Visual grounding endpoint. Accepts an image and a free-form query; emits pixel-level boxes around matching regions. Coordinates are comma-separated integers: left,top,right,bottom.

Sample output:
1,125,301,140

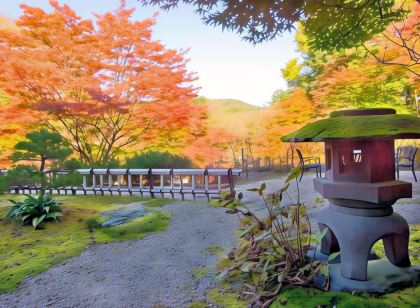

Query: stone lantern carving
282,108,420,288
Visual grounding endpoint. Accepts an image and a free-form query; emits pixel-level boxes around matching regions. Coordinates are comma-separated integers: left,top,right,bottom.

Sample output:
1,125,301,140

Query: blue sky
0,0,298,106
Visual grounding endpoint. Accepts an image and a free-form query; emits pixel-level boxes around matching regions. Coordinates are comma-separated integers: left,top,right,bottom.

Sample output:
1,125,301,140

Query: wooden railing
10,168,242,200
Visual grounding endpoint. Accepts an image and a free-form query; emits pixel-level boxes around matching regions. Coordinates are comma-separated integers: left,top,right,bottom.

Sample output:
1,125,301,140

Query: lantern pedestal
317,201,410,281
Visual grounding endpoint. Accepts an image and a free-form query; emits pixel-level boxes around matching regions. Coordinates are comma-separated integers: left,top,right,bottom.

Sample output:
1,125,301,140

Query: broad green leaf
285,167,302,183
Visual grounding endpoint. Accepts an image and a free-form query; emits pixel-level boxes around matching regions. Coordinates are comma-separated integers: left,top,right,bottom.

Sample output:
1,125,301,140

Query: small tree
12,129,72,173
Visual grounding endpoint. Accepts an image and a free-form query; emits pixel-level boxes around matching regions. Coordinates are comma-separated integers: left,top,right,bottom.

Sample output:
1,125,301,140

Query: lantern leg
339,239,372,281
383,234,411,267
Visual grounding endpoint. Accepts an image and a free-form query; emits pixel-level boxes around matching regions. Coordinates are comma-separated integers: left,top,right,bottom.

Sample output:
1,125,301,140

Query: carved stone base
329,259,420,293
318,202,410,281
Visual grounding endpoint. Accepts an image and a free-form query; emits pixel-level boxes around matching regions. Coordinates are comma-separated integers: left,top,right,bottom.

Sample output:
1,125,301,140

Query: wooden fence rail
10,168,242,201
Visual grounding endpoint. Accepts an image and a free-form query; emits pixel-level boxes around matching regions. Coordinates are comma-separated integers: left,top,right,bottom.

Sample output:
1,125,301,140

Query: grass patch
189,301,208,308
0,194,171,293
95,210,170,243
271,286,420,308
209,287,248,307
144,198,174,207
201,244,224,256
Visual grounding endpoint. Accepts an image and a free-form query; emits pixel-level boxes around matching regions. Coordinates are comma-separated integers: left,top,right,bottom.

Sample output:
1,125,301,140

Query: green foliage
0,195,171,292
0,174,8,194
316,70,411,112
217,168,328,306
125,151,194,169
5,165,45,187
281,58,303,88
50,172,83,188
303,0,408,51
61,158,87,170
12,129,72,172
144,0,406,50
283,22,416,113
93,158,122,169
49,158,85,187
5,191,62,229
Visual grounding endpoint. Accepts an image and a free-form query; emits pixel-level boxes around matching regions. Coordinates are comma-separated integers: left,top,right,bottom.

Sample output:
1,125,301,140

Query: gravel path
0,171,418,308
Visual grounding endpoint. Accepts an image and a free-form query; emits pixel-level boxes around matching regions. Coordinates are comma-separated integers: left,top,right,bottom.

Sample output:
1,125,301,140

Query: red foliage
0,0,203,164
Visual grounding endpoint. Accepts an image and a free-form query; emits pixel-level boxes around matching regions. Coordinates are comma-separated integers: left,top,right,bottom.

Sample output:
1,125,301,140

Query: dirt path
0,172,418,308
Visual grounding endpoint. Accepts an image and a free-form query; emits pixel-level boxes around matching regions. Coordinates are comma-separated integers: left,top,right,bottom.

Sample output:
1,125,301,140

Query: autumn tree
282,20,418,114
0,1,203,165
12,129,72,173
261,89,321,162
310,55,413,113
362,3,419,77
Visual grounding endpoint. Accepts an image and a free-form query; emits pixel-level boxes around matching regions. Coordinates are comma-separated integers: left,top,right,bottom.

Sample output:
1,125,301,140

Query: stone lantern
282,108,420,289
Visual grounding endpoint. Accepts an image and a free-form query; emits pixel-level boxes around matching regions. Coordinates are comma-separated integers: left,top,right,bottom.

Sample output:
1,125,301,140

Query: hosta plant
6,191,63,229
217,167,330,307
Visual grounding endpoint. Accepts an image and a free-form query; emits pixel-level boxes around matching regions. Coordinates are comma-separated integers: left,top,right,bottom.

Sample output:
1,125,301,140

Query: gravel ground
0,171,418,308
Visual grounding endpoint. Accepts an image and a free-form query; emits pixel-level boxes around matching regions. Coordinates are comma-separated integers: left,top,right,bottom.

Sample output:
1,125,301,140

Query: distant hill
200,98,267,139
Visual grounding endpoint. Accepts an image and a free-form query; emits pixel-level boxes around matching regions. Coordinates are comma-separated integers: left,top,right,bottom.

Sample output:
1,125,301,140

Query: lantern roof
281,108,420,142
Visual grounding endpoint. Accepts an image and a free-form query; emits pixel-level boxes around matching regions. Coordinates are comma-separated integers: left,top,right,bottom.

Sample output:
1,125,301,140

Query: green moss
94,210,170,243
0,194,171,293
193,267,210,280
209,287,248,307
272,286,420,308
216,256,235,270
281,114,420,142
189,301,208,308
144,198,174,207
201,244,224,256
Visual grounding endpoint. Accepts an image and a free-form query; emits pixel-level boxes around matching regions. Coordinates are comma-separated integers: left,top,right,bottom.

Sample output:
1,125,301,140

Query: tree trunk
40,157,46,174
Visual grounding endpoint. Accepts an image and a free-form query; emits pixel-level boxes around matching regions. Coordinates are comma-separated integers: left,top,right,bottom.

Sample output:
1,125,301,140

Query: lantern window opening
352,149,362,163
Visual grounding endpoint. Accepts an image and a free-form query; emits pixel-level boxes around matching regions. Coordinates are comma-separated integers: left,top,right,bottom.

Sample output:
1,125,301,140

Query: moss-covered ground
207,225,420,308
0,194,170,293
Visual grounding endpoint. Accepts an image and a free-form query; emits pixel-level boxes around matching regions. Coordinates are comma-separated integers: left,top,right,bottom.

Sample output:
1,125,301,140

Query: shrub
217,167,330,306
61,158,87,170
125,151,193,169
0,174,8,194
6,165,46,187
5,191,63,229
50,172,83,188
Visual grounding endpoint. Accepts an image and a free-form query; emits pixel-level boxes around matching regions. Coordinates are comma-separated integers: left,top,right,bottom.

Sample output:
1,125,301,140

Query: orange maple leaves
0,1,202,164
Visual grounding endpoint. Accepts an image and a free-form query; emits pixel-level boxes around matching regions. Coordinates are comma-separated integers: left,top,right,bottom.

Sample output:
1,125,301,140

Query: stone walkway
0,171,418,308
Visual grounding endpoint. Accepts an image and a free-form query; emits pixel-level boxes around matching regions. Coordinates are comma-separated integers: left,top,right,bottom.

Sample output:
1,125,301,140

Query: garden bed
0,195,170,292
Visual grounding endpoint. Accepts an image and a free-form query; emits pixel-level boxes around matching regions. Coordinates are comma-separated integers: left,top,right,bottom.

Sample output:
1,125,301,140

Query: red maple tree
0,0,203,165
